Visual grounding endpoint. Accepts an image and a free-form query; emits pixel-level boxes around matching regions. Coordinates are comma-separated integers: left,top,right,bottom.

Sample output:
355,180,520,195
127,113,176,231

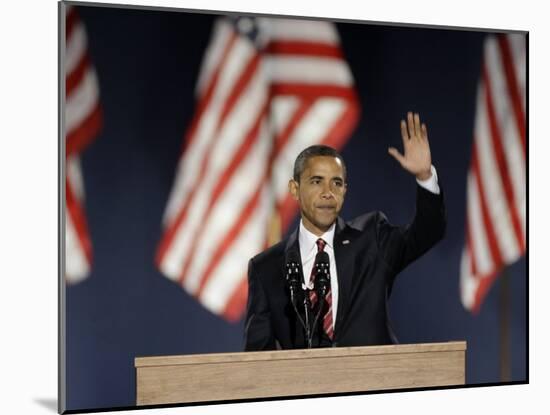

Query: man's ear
288,179,299,201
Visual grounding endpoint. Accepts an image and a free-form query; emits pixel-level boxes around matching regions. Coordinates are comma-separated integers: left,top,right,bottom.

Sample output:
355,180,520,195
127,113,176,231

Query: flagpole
499,267,511,382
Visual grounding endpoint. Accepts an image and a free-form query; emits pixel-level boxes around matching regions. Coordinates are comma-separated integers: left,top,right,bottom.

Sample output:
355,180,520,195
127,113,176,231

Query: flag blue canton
228,16,263,47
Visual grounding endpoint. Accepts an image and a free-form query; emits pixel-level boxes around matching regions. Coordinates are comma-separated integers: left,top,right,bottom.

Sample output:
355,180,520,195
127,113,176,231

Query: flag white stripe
200,185,272,313
161,62,268,279
65,187,90,283
65,68,100,134
260,18,340,44
67,155,85,202
162,38,256,227
270,96,301,137
459,250,477,310
466,171,493,275
66,22,87,75
184,120,272,292
268,56,353,86
474,85,520,263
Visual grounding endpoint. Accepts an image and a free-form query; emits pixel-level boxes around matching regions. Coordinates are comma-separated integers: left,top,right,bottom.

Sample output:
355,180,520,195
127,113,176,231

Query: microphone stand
309,296,325,347
304,294,312,349
307,258,330,348
285,258,310,348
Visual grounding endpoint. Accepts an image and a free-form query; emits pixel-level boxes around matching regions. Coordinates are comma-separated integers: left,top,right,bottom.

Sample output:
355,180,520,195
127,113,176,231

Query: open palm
388,112,432,181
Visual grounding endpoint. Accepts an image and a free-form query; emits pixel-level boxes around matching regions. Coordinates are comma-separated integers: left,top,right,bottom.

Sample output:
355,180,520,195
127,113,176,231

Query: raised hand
388,112,432,181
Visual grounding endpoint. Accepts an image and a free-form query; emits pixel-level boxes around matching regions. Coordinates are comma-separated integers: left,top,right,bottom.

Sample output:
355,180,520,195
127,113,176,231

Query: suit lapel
284,227,299,253
333,217,354,336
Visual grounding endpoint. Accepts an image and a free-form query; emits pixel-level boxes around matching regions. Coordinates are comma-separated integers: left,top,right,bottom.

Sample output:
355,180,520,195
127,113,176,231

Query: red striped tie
309,238,334,340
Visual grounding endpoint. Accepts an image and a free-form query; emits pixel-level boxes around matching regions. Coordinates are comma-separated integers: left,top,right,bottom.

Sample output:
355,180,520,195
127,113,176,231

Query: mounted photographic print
59,0,527,412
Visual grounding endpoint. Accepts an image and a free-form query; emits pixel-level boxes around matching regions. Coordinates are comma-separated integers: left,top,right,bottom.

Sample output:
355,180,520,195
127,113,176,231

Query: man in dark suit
244,112,446,350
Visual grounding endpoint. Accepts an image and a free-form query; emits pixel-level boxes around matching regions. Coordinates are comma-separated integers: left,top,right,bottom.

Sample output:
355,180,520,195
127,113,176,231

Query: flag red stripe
470,269,499,314
66,176,93,265
66,6,78,39
221,277,249,322
271,83,356,99
320,96,360,150
279,194,299,233
66,52,91,96
471,142,503,268
177,100,269,285
497,35,526,158
66,101,102,156
180,32,238,154
483,64,525,253
266,41,344,58
156,182,195,267
465,220,478,277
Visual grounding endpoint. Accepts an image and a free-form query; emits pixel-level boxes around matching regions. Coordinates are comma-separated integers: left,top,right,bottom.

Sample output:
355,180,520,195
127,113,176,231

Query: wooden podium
135,341,466,406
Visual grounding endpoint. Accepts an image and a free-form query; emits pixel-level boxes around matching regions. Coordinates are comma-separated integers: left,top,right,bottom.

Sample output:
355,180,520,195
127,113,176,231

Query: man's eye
333,181,343,187
311,179,320,185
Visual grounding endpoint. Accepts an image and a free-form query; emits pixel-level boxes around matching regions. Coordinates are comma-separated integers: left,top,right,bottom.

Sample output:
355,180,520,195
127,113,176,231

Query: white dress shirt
297,165,440,326
299,221,339,324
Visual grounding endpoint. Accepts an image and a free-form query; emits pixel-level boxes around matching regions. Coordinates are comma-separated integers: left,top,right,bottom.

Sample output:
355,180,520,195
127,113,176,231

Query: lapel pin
342,240,350,245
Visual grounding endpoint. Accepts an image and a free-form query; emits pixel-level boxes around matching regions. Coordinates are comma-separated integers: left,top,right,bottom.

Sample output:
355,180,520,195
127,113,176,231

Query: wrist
416,169,432,181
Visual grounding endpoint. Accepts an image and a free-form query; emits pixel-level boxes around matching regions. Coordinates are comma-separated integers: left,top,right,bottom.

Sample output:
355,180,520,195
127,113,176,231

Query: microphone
285,249,309,347
285,250,302,309
314,251,331,299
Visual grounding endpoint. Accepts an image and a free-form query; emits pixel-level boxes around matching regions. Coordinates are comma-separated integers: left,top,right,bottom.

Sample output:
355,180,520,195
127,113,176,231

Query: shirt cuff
416,165,440,195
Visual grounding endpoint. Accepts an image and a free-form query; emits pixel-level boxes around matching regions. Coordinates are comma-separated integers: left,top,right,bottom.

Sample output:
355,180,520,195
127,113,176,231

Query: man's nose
321,185,334,199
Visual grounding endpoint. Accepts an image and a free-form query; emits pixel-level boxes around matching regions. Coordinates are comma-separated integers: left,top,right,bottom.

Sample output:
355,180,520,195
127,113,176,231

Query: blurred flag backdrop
155,17,359,321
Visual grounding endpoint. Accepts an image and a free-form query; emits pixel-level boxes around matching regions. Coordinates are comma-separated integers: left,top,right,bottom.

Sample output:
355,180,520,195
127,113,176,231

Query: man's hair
293,145,347,182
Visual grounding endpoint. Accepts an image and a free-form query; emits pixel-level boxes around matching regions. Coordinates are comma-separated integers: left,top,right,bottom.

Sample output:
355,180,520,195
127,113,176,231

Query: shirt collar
298,220,335,258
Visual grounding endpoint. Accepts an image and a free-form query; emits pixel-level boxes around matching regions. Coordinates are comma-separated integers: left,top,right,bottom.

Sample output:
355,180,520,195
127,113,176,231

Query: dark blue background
65,5,527,411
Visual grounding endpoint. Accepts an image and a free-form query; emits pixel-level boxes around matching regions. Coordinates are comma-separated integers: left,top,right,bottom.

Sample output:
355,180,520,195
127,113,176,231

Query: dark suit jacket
244,185,446,351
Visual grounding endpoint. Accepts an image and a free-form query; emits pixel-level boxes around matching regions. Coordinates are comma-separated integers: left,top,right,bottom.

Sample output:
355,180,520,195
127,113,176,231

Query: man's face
289,156,347,236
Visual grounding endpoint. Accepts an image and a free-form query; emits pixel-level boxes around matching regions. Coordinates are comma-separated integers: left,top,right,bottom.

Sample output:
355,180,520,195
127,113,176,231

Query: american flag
156,16,359,321
460,33,526,312
65,5,102,283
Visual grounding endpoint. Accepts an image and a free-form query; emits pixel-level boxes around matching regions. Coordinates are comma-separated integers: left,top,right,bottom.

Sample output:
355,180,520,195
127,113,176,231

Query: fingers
414,113,422,139
405,111,427,140
388,147,406,167
421,123,429,141
407,112,415,140
400,119,409,146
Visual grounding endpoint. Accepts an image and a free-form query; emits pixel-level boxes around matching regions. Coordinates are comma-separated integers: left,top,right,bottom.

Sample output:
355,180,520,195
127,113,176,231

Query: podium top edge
135,341,467,368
